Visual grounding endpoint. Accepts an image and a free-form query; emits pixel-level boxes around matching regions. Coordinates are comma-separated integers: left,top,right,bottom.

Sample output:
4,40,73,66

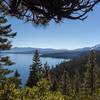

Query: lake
4,54,69,88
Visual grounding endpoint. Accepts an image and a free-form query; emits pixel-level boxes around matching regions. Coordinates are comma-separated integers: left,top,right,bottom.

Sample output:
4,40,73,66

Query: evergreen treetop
43,62,50,80
26,50,42,88
32,50,41,67
60,70,72,96
14,70,20,78
83,50,98,95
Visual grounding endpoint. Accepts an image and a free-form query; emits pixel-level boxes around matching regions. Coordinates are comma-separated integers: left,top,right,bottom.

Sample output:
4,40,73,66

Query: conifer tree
26,50,42,88
51,78,59,92
0,16,16,83
60,71,72,96
0,16,16,64
42,62,52,89
83,50,98,95
43,62,50,81
73,70,82,93
14,69,20,77
6,70,22,89
96,71,100,89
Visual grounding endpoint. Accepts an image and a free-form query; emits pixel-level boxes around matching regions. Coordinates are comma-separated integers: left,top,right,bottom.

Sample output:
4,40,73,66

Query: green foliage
60,71,72,96
0,16,22,99
14,69,20,77
0,17,16,51
83,50,98,95
51,78,59,92
0,16,16,86
0,16,16,65
73,70,82,93
7,76,21,89
0,83,20,100
50,50,100,99
26,50,42,88
43,62,51,81
0,78,65,100
0,78,100,100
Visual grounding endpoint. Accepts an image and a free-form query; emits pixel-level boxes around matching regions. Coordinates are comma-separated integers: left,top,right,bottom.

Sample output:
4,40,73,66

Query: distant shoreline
1,52,69,59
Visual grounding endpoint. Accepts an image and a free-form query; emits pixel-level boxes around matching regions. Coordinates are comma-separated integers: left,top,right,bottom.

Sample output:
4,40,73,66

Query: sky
7,3,100,50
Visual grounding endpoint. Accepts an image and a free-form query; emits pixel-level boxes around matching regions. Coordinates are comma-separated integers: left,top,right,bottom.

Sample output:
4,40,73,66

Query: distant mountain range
41,44,100,59
1,44,100,59
1,47,68,54
73,44,100,51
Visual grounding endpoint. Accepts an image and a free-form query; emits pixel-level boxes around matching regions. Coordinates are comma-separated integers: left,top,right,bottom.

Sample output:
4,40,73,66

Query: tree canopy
1,0,100,25
26,50,42,88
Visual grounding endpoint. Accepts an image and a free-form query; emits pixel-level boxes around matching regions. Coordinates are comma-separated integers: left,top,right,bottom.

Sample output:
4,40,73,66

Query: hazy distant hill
41,44,100,59
2,44,100,59
41,51,90,59
1,47,69,54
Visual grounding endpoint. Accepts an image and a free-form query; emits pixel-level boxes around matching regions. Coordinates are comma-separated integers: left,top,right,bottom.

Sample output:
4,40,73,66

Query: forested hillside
41,50,100,59
1,0,100,99
41,51,89,59
51,50,100,80
1,49,100,100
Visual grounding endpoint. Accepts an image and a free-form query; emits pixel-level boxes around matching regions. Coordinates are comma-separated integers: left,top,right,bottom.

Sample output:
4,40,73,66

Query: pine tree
83,50,98,95
96,71,100,89
26,50,42,88
51,78,59,91
0,16,16,83
6,70,22,89
73,70,82,93
43,62,50,81
9,69,22,88
42,62,52,89
14,69,20,77
60,71,72,96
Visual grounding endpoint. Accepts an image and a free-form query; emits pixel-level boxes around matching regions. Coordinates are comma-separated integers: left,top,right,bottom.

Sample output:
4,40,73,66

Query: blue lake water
4,54,69,87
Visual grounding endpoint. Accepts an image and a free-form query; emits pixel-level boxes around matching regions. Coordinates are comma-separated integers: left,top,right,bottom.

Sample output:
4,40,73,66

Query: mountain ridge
2,44,100,59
